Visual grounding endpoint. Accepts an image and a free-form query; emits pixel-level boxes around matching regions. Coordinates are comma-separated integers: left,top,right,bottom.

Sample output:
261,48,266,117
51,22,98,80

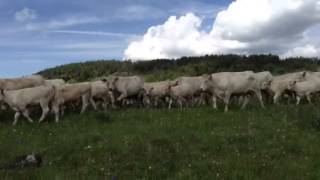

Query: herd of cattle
0,70,319,125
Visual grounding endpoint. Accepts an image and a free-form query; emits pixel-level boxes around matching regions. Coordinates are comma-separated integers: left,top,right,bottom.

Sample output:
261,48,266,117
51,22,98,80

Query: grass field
0,104,320,179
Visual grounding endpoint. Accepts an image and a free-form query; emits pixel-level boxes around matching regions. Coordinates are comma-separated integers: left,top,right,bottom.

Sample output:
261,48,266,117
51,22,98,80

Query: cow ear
208,75,213,80
101,78,107,83
302,71,307,77
114,77,119,82
291,80,297,86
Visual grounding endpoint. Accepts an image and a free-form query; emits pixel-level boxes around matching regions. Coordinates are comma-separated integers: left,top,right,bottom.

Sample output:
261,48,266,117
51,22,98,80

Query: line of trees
38,54,320,82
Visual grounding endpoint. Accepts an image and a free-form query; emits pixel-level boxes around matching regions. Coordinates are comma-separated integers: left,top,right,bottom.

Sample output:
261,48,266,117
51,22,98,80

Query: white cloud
210,0,320,42
15,7,37,22
124,13,245,60
124,0,320,60
282,44,320,57
25,16,100,31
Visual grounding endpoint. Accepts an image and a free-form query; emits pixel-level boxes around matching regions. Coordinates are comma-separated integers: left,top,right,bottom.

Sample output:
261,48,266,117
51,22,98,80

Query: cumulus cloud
124,0,320,60
124,13,245,60
15,7,37,22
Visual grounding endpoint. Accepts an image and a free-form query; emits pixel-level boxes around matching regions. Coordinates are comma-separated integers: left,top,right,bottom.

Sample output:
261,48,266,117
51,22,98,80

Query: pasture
1,104,320,179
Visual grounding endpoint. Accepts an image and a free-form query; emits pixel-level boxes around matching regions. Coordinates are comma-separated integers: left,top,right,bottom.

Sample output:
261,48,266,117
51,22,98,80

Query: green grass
0,105,320,179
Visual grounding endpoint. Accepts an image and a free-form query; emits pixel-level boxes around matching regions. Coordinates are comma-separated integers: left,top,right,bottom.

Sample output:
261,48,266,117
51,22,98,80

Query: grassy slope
0,105,320,179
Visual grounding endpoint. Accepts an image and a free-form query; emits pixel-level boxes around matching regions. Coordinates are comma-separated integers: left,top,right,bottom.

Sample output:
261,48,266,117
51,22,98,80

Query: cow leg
81,95,89,114
273,92,281,104
238,96,244,106
90,98,98,111
52,103,60,123
39,102,50,123
22,109,34,123
117,93,127,101
154,97,159,107
13,111,21,125
177,98,182,109
296,95,301,105
168,98,173,109
241,96,250,109
181,97,187,108
0,103,7,110
223,94,231,112
108,91,116,108
61,105,66,116
102,98,108,111
212,95,217,109
254,90,265,108
306,94,312,104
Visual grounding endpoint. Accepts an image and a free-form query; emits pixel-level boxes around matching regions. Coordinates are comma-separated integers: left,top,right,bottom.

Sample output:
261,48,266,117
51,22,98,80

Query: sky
1,0,320,78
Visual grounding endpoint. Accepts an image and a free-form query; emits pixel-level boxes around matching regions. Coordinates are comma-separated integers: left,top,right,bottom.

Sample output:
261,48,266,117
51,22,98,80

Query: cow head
169,80,179,87
287,80,297,90
200,75,212,92
261,79,273,90
147,87,154,95
296,71,307,82
0,89,5,101
108,77,119,91
101,78,108,83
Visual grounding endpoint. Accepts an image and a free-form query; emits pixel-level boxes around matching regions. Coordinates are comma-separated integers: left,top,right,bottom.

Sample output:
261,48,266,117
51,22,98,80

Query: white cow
108,76,144,102
290,75,320,105
0,85,55,125
268,72,306,104
90,80,114,110
51,82,92,122
175,76,208,106
200,71,264,112
168,83,195,109
239,71,273,108
144,80,178,107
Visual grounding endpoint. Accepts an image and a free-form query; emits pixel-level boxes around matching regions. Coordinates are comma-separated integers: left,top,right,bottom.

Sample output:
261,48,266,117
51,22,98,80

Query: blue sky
0,0,231,77
1,0,320,78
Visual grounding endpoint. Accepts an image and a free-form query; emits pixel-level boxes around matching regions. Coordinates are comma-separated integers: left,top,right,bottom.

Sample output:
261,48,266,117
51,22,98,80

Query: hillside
38,54,320,82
